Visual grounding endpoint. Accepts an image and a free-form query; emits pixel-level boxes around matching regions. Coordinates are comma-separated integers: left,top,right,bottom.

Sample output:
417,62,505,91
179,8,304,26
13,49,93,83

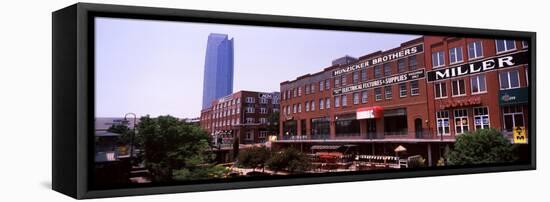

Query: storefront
383,108,408,136
335,114,360,137
311,117,330,139
500,87,528,134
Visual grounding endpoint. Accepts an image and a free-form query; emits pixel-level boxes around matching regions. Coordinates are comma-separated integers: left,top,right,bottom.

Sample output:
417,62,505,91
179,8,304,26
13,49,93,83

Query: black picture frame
52,2,536,199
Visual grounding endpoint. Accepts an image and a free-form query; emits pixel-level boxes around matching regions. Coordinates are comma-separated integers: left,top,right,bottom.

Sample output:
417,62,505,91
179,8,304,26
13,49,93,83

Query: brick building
200,91,280,147
275,36,530,166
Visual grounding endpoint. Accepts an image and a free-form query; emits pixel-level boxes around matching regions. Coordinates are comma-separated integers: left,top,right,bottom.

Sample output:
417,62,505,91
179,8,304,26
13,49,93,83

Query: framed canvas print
52,3,536,199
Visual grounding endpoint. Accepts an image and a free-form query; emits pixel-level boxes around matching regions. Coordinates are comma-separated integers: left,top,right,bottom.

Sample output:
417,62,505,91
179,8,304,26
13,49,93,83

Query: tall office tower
201,33,234,109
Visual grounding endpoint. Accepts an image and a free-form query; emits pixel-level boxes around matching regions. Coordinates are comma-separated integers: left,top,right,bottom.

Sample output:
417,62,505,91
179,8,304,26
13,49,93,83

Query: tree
446,128,518,166
266,147,311,173
135,115,226,182
107,123,134,145
237,146,271,171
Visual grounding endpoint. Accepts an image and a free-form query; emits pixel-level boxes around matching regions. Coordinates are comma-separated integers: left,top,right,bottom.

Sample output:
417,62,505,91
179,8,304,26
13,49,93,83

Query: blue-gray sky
95,17,418,118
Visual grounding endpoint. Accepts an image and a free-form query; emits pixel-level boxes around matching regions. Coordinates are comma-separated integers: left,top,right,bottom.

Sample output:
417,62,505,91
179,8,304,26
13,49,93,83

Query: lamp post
124,113,137,161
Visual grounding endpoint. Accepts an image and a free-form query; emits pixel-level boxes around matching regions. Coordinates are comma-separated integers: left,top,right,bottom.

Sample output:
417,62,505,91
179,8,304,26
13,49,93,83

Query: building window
353,92,360,104
502,105,524,132
293,104,297,114
522,40,528,48
319,80,324,91
361,90,368,103
237,108,240,114
342,95,348,106
305,85,310,94
311,84,315,93
260,118,267,124
449,47,463,64
259,98,268,104
335,96,340,107
260,108,267,114
298,87,302,96
410,81,419,96
298,103,302,113
384,86,392,100
353,71,359,84
246,118,255,124
374,65,382,78
311,100,316,111
245,130,254,140
398,59,407,73
341,75,347,86
259,131,268,139
499,70,520,90
325,79,330,90
409,56,417,70
454,109,469,134
452,79,466,96
496,39,516,53
361,69,367,81
474,107,490,130
286,106,290,115
375,88,382,101
246,107,255,113
319,99,324,110
432,51,445,68
436,111,450,136
305,101,310,112
434,82,447,98
471,74,487,94
335,77,340,88
326,98,330,109
246,97,255,103
399,83,407,97
384,63,392,76
468,41,483,60
293,89,297,97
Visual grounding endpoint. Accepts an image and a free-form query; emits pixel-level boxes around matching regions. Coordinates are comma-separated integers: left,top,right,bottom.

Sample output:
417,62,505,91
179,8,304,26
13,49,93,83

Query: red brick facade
200,91,280,146
275,36,530,165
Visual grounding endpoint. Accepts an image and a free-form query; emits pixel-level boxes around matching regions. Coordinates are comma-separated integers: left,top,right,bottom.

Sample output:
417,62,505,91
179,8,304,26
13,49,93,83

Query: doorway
415,118,423,138
366,119,377,139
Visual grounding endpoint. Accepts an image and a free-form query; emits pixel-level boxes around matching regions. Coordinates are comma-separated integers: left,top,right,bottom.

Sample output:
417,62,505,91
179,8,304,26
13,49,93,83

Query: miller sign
427,51,528,82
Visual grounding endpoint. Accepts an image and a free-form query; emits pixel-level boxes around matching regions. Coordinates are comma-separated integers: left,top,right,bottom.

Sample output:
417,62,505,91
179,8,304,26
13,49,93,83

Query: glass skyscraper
201,33,234,109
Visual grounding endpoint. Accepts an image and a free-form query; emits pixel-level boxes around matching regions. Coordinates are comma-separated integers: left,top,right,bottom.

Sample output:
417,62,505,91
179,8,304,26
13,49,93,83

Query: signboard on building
332,44,424,76
357,106,383,119
513,126,527,144
499,87,528,105
427,51,528,82
333,69,425,96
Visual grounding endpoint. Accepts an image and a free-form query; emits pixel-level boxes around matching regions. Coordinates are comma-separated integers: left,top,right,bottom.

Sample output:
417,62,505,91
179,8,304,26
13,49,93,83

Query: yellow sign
513,126,527,144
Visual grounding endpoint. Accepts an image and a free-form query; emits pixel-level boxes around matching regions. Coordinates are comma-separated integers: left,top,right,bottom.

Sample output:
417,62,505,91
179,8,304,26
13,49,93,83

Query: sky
95,17,419,118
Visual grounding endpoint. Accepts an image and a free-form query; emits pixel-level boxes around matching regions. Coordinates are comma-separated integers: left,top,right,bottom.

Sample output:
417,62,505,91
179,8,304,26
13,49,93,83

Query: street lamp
124,112,137,161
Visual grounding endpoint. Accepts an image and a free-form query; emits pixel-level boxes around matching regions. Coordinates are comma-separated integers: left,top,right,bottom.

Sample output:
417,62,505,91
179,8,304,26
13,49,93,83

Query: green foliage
446,128,518,166
266,147,311,173
173,165,229,181
237,146,271,170
107,124,134,145
135,115,218,182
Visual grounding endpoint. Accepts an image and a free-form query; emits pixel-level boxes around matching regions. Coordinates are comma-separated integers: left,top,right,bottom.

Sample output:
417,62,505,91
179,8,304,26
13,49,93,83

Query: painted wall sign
427,51,528,82
332,44,424,76
333,69,425,96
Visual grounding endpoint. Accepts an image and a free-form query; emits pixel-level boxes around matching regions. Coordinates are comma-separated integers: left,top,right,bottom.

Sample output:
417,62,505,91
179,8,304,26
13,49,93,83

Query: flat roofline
281,36,425,85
